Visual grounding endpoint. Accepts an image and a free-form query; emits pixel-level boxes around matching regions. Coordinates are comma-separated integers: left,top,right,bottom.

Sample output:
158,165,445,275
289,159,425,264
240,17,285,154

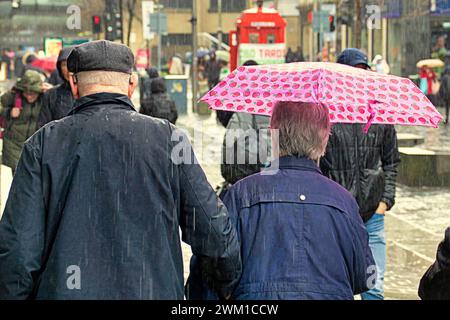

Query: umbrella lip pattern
201,62,443,129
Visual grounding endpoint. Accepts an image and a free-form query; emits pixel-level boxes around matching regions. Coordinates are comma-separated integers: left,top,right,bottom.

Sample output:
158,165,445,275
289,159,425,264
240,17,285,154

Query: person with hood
320,48,400,300
372,54,390,74
204,50,221,90
419,228,450,300
0,40,241,300
188,101,375,300
37,46,75,129
139,78,178,124
438,65,450,124
21,52,47,80
285,47,296,63
0,70,43,175
139,67,159,104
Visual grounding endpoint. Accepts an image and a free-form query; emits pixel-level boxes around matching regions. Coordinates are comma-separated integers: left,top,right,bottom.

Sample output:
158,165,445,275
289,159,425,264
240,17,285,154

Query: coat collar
69,93,136,115
278,156,322,174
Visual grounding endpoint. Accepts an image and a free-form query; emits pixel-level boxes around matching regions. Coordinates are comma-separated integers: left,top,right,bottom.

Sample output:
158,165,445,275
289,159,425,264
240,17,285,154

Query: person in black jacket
140,78,178,124
419,228,450,300
139,67,159,105
37,46,75,128
0,40,241,300
320,48,400,300
438,66,450,125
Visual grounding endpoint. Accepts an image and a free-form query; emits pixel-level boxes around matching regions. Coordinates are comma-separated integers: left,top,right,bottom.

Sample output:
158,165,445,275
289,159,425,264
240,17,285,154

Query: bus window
249,33,259,43
267,34,276,44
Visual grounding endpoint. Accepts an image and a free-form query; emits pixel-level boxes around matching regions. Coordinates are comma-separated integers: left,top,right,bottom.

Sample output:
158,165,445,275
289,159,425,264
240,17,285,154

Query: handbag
432,80,441,95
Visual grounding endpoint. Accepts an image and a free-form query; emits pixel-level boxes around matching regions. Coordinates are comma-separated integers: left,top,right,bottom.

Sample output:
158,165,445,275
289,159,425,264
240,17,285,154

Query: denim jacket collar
278,156,322,175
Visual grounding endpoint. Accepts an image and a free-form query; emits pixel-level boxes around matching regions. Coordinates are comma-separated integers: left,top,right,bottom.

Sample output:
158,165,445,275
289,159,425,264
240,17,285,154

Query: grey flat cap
67,40,135,74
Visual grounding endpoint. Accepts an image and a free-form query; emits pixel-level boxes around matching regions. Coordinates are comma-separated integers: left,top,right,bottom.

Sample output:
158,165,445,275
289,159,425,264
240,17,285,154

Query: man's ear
69,74,79,99
128,73,139,98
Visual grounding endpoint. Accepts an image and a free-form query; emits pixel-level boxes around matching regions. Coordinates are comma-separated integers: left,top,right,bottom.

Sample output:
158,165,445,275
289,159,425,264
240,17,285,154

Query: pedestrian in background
438,65,450,124
139,67,160,104
0,41,241,300
37,46,75,128
285,47,296,63
188,101,375,300
320,48,401,300
204,50,221,90
0,70,43,175
140,78,178,124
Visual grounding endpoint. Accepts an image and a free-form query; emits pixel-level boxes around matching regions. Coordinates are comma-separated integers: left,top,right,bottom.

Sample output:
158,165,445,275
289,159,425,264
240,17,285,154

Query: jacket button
299,194,306,201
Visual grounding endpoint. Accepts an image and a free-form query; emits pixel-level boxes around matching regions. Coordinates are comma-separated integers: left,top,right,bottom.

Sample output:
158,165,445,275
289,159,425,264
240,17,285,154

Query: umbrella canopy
417,59,445,69
31,56,58,73
201,62,443,129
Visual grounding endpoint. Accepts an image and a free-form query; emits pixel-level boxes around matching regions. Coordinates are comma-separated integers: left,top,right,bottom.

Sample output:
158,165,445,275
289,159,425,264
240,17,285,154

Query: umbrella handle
363,101,378,134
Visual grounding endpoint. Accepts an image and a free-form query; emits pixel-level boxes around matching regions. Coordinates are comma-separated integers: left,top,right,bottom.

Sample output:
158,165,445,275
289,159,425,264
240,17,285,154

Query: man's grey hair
270,101,331,160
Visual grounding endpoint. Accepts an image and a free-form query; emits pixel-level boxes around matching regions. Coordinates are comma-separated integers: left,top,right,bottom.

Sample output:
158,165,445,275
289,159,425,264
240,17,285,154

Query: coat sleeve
169,100,178,124
175,128,242,299
419,228,450,300
0,139,46,299
380,125,400,210
186,181,242,300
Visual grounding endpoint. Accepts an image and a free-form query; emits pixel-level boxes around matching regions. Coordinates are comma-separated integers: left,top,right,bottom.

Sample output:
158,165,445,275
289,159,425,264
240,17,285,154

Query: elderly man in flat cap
0,40,241,300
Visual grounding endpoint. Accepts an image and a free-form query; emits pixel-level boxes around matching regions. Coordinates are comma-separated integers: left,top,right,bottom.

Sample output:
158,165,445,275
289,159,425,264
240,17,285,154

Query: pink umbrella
201,62,443,131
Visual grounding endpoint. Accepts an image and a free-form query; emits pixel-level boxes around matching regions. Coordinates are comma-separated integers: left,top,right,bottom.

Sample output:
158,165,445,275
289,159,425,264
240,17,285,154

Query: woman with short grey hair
188,100,375,300
270,101,331,162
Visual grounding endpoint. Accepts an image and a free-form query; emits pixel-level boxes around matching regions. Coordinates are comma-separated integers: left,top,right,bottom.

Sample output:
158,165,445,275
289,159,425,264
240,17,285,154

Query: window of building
249,33,260,43
209,0,247,12
161,33,193,46
267,34,276,44
159,0,192,9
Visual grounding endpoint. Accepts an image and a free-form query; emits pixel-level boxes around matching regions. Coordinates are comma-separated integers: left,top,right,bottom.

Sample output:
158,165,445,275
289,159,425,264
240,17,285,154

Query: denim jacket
188,156,375,300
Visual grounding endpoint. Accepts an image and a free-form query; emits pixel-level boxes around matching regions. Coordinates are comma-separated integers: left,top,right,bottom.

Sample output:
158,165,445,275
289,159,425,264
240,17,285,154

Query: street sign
142,1,154,40
149,13,168,34
238,43,285,66
44,37,63,57
312,11,330,33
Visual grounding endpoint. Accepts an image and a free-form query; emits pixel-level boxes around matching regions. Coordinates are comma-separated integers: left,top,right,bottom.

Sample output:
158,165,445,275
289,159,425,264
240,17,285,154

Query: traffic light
92,15,102,34
104,0,123,42
329,15,336,32
114,11,123,41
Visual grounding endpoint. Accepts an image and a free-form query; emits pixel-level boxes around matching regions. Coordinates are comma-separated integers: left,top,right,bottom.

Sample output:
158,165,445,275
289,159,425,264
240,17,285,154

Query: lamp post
191,0,198,112
218,0,223,50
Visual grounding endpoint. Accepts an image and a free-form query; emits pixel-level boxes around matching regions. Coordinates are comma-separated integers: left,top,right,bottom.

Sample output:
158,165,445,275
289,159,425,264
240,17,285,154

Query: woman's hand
376,202,388,215
10,107,21,118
